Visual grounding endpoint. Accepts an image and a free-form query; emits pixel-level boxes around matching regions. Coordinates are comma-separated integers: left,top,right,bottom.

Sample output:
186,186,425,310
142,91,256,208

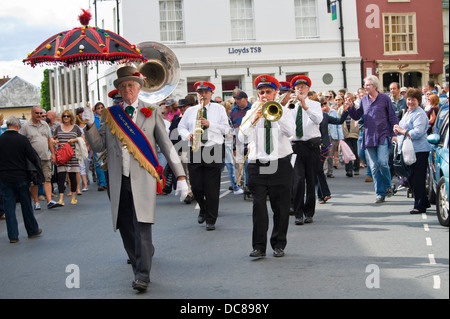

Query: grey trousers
117,175,153,283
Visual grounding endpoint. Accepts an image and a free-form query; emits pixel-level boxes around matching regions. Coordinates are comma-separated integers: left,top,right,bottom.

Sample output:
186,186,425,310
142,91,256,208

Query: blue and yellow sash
103,104,165,193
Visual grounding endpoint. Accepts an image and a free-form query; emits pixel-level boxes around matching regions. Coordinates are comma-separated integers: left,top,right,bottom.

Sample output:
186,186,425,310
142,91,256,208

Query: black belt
251,155,291,167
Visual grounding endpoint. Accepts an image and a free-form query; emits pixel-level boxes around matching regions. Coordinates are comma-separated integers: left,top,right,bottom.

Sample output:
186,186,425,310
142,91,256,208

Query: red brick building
356,0,444,91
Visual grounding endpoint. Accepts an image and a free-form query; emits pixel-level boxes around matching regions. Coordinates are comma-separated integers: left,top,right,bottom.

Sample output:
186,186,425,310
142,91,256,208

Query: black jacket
0,130,41,183
319,111,348,147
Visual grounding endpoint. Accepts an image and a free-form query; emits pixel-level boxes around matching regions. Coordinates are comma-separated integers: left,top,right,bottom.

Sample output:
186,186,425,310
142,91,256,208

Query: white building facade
89,0,362,105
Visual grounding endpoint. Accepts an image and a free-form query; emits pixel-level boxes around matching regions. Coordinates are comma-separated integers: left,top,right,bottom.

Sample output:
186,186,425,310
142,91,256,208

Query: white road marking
433,276,441,289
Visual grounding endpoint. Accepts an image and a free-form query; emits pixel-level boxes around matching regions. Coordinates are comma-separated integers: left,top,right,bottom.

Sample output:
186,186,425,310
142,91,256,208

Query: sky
0,0,92,87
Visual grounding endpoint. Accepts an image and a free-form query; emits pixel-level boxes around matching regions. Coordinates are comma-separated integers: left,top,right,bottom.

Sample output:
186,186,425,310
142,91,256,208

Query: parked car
427,112,449,227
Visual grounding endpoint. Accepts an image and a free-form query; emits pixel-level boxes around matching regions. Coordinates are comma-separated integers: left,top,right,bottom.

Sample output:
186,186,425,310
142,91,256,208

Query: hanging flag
331,3,337,21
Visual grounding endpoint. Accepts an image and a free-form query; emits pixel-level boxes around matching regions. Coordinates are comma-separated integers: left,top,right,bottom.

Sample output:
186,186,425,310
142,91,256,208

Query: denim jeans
0,180,39,240
93,152,107,187
365,138,392,197
358,135,372,177
222,144,240,191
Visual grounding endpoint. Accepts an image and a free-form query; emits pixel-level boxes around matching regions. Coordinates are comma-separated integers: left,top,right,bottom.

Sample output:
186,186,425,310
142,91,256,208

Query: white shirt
178,102,229,147
238,102,295,162
287,98,323,142
121,100,139,177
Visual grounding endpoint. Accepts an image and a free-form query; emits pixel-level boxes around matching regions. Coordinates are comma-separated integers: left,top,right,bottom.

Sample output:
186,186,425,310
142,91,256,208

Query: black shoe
304,217,313,224
198,215,206,224
410,209,424,215
273,248,285,258
295,217,304,225
249,249,266,258
346,171,353,177
184,195,193,204
132,280,148,292
206,224,215,231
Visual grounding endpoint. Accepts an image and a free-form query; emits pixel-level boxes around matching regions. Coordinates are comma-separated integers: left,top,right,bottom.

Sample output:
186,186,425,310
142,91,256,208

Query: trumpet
239,92,288,136
191,97,206,152
288,98,298,109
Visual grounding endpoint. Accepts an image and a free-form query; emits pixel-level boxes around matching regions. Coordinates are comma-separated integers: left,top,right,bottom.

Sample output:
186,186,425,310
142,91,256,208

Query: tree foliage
40,69,50,111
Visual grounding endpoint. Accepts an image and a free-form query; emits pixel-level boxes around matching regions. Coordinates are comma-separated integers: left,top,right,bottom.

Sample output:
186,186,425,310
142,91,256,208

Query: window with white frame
159,0,184,43
383,13,417,54
294,0,318,39
230,0,255,41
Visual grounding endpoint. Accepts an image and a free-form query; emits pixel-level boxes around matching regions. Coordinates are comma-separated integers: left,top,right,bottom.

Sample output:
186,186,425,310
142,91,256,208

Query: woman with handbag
393,88,432,214
53,110,83,206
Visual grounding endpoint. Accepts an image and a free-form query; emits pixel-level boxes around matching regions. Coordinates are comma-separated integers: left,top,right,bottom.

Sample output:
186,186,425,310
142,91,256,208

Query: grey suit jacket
85,100,185,230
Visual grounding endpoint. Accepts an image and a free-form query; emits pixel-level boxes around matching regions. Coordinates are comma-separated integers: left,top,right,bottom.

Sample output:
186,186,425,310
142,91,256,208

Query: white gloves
83,106,95,126
175,179,189,202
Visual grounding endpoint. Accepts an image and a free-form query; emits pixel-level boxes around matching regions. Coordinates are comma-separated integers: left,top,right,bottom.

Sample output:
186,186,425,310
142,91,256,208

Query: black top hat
177,99,190,107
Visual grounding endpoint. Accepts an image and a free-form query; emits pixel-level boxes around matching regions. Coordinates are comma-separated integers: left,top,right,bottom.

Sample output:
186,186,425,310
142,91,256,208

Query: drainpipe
338,0,348,89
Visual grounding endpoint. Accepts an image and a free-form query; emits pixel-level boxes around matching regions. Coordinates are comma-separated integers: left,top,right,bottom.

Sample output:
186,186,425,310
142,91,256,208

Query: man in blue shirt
348,75,398,203
230,91,252,187
92,102,108,192
389,82,407,119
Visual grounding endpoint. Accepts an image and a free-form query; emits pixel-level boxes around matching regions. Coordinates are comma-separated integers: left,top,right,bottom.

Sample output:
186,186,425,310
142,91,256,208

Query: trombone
239,92,288,136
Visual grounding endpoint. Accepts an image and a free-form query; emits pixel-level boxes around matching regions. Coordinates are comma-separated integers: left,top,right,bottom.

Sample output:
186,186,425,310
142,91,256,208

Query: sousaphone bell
135,41,180,104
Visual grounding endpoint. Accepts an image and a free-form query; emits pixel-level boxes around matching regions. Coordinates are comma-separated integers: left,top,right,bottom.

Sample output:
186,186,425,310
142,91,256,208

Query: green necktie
296,106,303,139
265,119,273,155
125,105,135,118
201,107,208,144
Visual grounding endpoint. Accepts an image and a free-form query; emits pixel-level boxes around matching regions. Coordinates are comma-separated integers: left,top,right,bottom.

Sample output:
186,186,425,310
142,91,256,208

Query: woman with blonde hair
53,110,83,205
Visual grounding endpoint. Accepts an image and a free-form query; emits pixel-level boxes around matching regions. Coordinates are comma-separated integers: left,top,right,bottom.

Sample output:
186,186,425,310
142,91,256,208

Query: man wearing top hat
83,65,188,292
238,75,295,258
288,75,323,225
178,81,229,231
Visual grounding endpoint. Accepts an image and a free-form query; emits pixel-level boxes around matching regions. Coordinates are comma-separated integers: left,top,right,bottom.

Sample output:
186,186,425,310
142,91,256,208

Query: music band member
83,66,188,293
288,75,323,225
238,75,295,258
278,81,294,107
178,81,229,231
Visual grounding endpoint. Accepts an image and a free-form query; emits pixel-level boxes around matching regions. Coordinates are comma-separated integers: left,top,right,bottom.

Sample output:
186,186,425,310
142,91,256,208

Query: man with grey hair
347,75,399,204
0,116,43,243
20,106,60,210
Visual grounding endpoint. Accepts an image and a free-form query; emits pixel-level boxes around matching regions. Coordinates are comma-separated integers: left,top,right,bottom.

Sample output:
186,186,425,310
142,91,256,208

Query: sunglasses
62,115,71,118
35,112,43,115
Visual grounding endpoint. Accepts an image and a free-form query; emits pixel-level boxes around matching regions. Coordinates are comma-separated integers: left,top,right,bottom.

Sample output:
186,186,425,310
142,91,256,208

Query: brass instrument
239,92,288,136
288,96,298,109
135,41,180,104
191,97,206,152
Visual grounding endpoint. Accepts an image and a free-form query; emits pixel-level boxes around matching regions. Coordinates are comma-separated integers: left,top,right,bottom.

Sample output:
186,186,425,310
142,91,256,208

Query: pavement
0,165,448,300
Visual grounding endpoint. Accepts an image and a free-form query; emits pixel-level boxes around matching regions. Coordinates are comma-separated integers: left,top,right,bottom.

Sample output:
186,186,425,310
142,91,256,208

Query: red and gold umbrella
23,9,146,67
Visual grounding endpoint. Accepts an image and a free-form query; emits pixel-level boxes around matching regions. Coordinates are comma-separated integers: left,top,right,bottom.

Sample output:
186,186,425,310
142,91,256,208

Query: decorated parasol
23,9,147,67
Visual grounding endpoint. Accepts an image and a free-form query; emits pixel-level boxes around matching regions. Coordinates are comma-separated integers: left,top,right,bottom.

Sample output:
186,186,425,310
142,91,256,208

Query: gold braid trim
103,109,163,189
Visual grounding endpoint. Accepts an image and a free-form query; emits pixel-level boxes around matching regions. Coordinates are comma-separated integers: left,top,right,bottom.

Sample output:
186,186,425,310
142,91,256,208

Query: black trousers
248,156,293,252
117,175,153,283
57,171,77,194
292,141,320,218
344,137,360,173
317,147,331,200
407,152,431,211
188,145,223,225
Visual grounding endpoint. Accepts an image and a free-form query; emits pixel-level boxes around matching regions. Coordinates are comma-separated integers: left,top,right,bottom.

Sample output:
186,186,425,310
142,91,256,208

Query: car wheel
427,166,436,204
436,176,449,227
